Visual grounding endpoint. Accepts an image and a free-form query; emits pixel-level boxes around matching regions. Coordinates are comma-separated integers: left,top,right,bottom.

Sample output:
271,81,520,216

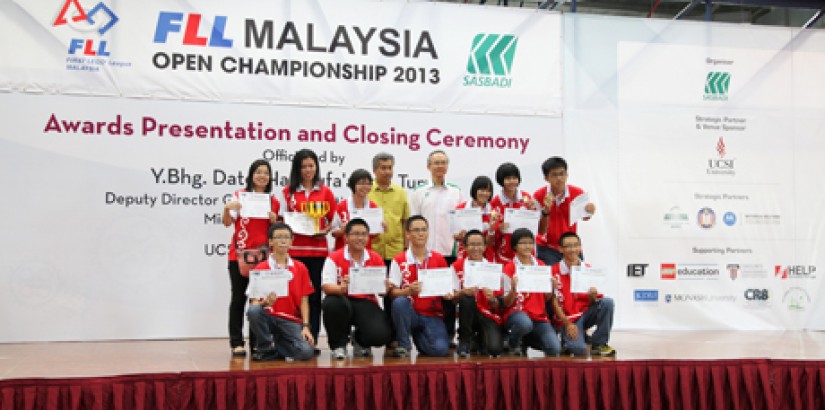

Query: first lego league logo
52,0,132,71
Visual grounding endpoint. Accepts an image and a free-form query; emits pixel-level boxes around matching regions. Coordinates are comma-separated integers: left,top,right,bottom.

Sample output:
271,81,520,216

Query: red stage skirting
2,359,824,410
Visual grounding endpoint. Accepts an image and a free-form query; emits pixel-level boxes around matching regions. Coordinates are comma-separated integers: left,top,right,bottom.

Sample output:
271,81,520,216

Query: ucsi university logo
53,0,119,56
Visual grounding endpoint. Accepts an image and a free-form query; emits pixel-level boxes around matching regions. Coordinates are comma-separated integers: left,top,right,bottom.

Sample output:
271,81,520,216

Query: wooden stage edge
1,330,824,381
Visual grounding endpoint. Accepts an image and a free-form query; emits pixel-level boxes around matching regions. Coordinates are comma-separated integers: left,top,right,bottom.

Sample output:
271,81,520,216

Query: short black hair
495,162,521,187
288,149,320,193
268,223,294,239
469,176,494,203
558,231,580,247
347,169,373,192
463,229,486,246
541,157,568,177
510,228,535,251
405,215,428,231
345,218,370,235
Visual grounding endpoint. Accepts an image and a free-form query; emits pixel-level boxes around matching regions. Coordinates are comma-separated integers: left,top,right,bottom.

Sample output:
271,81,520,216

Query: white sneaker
332,347,347,360
352,339,371,357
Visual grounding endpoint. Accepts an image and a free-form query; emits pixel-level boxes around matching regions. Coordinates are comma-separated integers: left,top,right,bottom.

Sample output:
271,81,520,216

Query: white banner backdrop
0,0,561,116
0,92,560,342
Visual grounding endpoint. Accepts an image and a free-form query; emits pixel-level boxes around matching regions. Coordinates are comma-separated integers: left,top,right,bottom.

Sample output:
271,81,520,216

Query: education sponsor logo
723,211,737,226
663,206,689,228
627,264,648,278
633,289,659,302
661,263,721,280
463,34,518,88
664,293,736,303
731,264,770,279
697,207,716,229
660,263,676,280
704,71,730,101
707,137,735,176
774,265,816,280
783,287,810,311
52,0,131,71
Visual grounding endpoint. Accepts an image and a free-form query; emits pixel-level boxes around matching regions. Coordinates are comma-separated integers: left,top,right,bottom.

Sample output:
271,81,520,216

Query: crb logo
627,264,648,277
744,289,769,301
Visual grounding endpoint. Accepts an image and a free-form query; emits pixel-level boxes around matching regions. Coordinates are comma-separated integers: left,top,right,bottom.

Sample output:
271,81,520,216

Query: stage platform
1,331,824,409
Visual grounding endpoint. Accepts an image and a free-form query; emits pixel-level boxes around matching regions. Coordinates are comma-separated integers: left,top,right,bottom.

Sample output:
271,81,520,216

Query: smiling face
251,163,271,192
406,219,429,249
464,232,486,261
545,167,568,195
345,223,369,253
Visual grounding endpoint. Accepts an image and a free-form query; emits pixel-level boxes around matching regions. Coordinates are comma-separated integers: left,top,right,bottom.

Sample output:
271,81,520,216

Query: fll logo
704,72,730,101
463,34,518,88
53,0,119,56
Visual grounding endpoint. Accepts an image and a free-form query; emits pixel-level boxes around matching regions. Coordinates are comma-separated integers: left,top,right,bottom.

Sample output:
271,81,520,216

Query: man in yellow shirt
369,152,410,347
369,152,410,267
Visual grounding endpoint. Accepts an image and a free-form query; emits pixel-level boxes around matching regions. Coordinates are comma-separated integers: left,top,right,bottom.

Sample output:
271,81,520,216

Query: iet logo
154,12,233,48
53,0,119,56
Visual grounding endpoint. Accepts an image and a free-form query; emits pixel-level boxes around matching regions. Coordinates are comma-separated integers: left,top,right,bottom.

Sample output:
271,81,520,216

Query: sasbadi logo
663,207,689,228
704,72,730,101
464,34,518,88
783,287,810,311
723,211,737,226
775,265,816,280
697,207,715,229
634,289,659,302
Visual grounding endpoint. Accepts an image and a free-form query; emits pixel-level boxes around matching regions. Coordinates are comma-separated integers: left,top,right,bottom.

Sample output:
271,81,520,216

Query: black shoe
251,349,283,361
457,341,470,358
231,346,247,356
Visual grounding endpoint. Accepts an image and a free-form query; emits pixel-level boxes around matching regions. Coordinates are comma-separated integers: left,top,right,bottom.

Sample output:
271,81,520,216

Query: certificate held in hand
571,265,606,294
347,266,387,296
418,268,456,297
351,208,384,234
283,212,318,235
448,208,483,234
463,261,503,291
502,208,541,234
238,192,271,219
248,269,292,299
515,265,553,293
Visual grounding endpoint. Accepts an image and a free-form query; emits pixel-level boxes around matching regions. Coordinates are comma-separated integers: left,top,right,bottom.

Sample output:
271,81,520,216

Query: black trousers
227,260,255,348
458,294,503,356
383,259,396,346
294,256,325,341
322,295,392,349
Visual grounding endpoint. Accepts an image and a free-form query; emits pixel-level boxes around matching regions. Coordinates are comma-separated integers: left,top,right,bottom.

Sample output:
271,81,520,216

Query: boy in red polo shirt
247,223,315,361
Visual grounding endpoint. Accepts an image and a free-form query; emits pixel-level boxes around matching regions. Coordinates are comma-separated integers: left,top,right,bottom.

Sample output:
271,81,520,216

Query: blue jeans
560,297,615,356
391,297,449,356
505,311,561,356
247,305,314,361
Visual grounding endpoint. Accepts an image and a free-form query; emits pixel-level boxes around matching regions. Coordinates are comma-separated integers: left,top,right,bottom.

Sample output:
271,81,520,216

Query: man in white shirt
408,150,464,344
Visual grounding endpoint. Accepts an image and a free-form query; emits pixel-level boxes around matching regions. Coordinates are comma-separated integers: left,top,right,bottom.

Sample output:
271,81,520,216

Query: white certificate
248,269,291,299
351,207,385,234
418,268,456,298
569,192,592,226
463,261,502,291
448,208,483,234
515,265,553,293
502,208,541,234
283,212,317,235
238,192,271,219
347,266,387,296
571,266,606,294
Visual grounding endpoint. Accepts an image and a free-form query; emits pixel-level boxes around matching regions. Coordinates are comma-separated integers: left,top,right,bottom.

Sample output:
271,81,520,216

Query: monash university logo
463,34,518,88
704,72,730,101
